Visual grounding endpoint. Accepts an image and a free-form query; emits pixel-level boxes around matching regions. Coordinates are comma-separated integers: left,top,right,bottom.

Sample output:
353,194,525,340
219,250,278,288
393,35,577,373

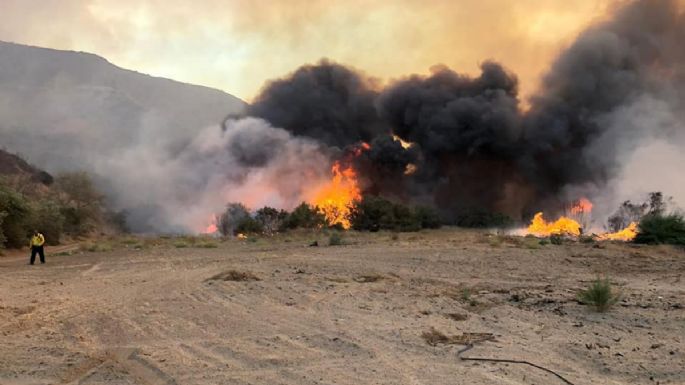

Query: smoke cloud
3,0,684,232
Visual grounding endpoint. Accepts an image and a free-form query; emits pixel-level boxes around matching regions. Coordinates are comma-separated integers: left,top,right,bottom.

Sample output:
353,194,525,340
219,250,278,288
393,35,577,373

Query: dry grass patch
206,270,261,282
421,328,494,346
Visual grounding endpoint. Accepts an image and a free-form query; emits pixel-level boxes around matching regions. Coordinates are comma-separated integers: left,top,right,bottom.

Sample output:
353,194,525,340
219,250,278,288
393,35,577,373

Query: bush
414,206,442,229
634,214,685,245
0,181,31,248
350,196,439,232
235,216,264,235
453,209,513,228
578,278,620,312
54,172,104,235
550,234,564,245
217,203,250,236
281,202,326,230
329,232,343,246
255,207,288,234
30,200,64,245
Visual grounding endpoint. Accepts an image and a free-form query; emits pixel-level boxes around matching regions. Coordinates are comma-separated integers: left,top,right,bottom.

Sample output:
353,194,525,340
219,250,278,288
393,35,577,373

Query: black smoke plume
246,0,685,224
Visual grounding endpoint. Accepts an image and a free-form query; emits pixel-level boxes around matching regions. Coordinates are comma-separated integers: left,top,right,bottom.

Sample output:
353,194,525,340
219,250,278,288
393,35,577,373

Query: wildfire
600,222,638,241
203,216,218,234
392,134,413,149
310,161,362,229
527,212,582,237
570,198,593,215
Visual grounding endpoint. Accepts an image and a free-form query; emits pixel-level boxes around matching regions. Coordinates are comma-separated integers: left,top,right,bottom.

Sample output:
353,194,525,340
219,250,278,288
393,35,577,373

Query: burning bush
634,214,685,246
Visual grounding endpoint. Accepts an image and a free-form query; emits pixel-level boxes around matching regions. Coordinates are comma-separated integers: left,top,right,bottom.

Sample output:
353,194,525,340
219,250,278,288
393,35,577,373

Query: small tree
255,207,288,235
217,203,250,236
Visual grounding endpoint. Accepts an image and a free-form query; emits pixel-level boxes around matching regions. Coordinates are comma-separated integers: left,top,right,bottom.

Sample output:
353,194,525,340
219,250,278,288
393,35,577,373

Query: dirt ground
1,229,683,385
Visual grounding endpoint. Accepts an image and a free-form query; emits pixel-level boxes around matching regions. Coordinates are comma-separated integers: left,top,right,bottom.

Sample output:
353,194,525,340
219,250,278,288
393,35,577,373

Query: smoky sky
246,0,685,222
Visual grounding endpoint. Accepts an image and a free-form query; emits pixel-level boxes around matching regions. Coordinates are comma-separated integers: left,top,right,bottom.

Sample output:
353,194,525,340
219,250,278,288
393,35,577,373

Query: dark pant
30,246,45,264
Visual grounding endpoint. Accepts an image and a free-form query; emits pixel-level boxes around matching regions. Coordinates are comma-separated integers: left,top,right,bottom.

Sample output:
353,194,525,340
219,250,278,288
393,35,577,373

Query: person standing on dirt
29,230,46,265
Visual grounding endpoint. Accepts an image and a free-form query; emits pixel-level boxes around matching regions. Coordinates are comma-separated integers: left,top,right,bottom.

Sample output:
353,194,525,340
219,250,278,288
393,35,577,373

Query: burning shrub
217,203,250,236
281,202,326,230
633,214,685,246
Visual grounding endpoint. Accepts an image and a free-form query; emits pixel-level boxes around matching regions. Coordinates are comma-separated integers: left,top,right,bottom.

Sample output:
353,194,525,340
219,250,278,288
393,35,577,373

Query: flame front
600,222,638,241
310,161,362,229
527,212,582,237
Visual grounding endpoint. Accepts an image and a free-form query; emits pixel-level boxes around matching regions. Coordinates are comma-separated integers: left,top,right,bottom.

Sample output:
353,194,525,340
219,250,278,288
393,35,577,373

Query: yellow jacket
30,233,45,247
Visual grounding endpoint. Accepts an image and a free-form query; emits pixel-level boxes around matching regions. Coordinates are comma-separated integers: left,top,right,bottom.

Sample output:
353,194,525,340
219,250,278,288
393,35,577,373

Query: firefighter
29,230,46,265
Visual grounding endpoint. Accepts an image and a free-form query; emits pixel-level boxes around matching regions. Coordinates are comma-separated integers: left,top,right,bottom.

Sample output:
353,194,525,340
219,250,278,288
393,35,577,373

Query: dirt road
1,230,683,384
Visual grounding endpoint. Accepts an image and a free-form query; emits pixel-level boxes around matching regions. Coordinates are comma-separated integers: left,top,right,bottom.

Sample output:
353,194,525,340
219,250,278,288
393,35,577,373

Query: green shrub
579,235,595,244
453,209,513,228
578,278,620,312
550,235,564,245
30,200,64,245
174,241,189,248
0,181,31,248
350,196,438,232
329,232,343,246
414,206,442,229
54,172,104,235
235,216,264,235
634,214,685,245
281,202,326,230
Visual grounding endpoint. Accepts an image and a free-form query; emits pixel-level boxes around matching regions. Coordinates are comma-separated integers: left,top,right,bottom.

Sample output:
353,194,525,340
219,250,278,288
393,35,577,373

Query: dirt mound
205,270,261,282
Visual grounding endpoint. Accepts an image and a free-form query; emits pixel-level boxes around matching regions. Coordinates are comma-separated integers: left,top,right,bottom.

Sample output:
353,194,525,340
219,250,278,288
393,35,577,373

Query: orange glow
570,198,593,215
309,161,362,229
600,222,638,241
203,216,218,234
527,212,582,237
392,134,413,149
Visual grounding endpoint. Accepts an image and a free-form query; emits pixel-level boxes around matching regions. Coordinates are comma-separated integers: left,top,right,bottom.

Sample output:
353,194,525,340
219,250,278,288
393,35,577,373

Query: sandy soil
0,229,683,385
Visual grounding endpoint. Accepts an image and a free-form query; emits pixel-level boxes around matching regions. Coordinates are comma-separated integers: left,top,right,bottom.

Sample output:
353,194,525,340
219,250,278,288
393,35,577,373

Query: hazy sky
0,0,625,102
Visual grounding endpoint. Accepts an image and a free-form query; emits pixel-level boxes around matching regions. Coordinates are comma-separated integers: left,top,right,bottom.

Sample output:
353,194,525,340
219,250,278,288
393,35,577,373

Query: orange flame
570,198,593,215
310,161,362,229
600,222,638,241
203,215,218,234
527,212,582,237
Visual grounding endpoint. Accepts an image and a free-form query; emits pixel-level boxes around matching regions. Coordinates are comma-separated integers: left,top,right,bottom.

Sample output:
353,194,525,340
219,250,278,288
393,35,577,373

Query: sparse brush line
456,344,576,385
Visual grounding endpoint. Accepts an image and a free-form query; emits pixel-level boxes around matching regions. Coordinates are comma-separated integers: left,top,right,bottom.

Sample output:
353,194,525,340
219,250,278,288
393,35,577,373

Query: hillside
0,41,246,172
0,148,52,185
